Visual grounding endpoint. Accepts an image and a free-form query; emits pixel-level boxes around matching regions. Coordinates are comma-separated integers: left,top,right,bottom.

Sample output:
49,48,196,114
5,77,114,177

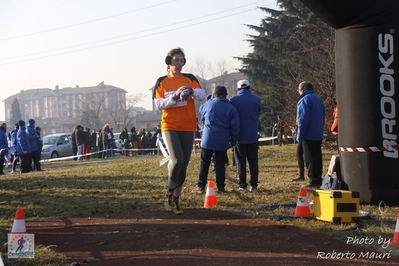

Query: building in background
2,72,247,136
3,82,127,135
207,72,248,97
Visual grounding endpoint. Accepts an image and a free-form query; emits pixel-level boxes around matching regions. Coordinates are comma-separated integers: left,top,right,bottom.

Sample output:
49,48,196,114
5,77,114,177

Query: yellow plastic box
313,190,360,223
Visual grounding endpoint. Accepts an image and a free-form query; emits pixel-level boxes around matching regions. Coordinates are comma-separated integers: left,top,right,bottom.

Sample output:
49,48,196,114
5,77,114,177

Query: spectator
71,126,78,160
101,124,113,158
75,125,84,161
109,127,116,158
230,79,261,193
137,128,145,155
330,97,344,185
193,121,202,155
0,123,8,175
26,119,41,171
91,129,98,153
120,128,130,156
331,97,338,137
82,127,91,160
194,86,240,193
152,125,161,150
130,127,138,156
141,131,151,155
35,126,43,170
16,120,31,173
120,127,129,143
97,129,104,159
152,47,206,214
10,123,19,174
291,126,297,144
271,124,278,145
276,116,284,146
296,81,325,187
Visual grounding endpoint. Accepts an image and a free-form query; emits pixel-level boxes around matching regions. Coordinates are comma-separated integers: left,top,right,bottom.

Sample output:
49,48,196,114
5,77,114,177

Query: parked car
113,133,123,150
113,132,133,149
41,133,73,159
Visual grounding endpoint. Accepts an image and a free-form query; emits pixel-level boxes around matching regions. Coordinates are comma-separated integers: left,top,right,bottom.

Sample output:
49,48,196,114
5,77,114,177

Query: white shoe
10,171,17,174
236,187,246,193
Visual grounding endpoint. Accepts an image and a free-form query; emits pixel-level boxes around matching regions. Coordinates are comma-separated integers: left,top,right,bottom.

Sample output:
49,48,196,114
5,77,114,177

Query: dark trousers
302,139,323,184
98,143,103,158
197,148,227,189
20,153,31,173
27,152,33,171
72,146,77,160
296,141,305,177
32,150,41,170
0,155,5,174
211,150,229,167
234,142,259,188
277,131,283,146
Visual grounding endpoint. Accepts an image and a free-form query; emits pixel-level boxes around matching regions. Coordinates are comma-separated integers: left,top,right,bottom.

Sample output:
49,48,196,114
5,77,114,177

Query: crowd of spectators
70,124,163,160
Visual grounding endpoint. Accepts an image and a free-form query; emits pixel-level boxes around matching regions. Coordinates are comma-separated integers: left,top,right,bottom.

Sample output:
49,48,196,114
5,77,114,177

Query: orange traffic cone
11,208,26,234
294,187,312,218
390,212,399,246
204,181,217,208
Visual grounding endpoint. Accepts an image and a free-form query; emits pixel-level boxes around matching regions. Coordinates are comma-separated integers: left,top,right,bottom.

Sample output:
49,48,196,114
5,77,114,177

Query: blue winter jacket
0,127,8,156
26,125,39,152
10,128,18,146
296,89,325,142
10,128,18,155
199,97,240,150
230,89,261,144
17,126,31,155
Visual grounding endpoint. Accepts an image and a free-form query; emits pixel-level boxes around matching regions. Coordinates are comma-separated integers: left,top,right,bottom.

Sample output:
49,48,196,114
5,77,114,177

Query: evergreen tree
237,0,336,136
10,98,22,126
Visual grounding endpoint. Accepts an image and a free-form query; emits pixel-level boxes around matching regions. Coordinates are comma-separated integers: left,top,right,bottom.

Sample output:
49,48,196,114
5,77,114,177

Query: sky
0,0,280,121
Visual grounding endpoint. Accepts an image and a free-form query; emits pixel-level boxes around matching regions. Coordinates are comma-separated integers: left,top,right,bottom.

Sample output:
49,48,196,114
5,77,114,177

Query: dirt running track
26,209,399,266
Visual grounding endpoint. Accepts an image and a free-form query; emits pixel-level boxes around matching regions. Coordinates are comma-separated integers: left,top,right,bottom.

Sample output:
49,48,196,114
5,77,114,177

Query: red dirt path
26,209,399,266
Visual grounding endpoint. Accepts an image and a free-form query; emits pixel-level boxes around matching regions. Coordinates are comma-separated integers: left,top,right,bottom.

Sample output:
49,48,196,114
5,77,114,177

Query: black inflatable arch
300,0,399,205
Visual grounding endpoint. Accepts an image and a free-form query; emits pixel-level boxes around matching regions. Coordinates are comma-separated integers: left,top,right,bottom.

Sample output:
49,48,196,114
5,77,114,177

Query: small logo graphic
8,234,35,258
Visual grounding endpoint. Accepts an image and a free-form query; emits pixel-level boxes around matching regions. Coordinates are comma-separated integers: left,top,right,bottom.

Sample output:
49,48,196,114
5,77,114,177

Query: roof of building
207,72,247,83
4,82,127,102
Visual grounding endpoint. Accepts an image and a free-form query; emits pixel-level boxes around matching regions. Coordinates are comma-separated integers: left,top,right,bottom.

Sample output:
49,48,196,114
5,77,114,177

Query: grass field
1,143,398,265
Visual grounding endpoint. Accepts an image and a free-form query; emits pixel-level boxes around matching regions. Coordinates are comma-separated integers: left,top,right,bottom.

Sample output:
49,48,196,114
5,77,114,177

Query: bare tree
184,56,214,92
106,93,144,132
78,93,109,131
189,57,213,79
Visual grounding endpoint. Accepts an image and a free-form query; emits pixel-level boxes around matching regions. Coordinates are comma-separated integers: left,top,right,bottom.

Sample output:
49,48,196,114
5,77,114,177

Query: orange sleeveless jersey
153,73,201,132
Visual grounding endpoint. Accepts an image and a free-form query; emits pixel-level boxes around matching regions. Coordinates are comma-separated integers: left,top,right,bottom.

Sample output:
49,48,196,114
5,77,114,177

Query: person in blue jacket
0,122,9,175
9,123,19,174
296,81,325,187
16,120,31,173
26,118,42,171
194,86,240,193
230,79,261,193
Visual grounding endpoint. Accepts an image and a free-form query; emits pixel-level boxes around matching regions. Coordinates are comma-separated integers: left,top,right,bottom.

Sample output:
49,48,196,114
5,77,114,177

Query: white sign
8,234,35,259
